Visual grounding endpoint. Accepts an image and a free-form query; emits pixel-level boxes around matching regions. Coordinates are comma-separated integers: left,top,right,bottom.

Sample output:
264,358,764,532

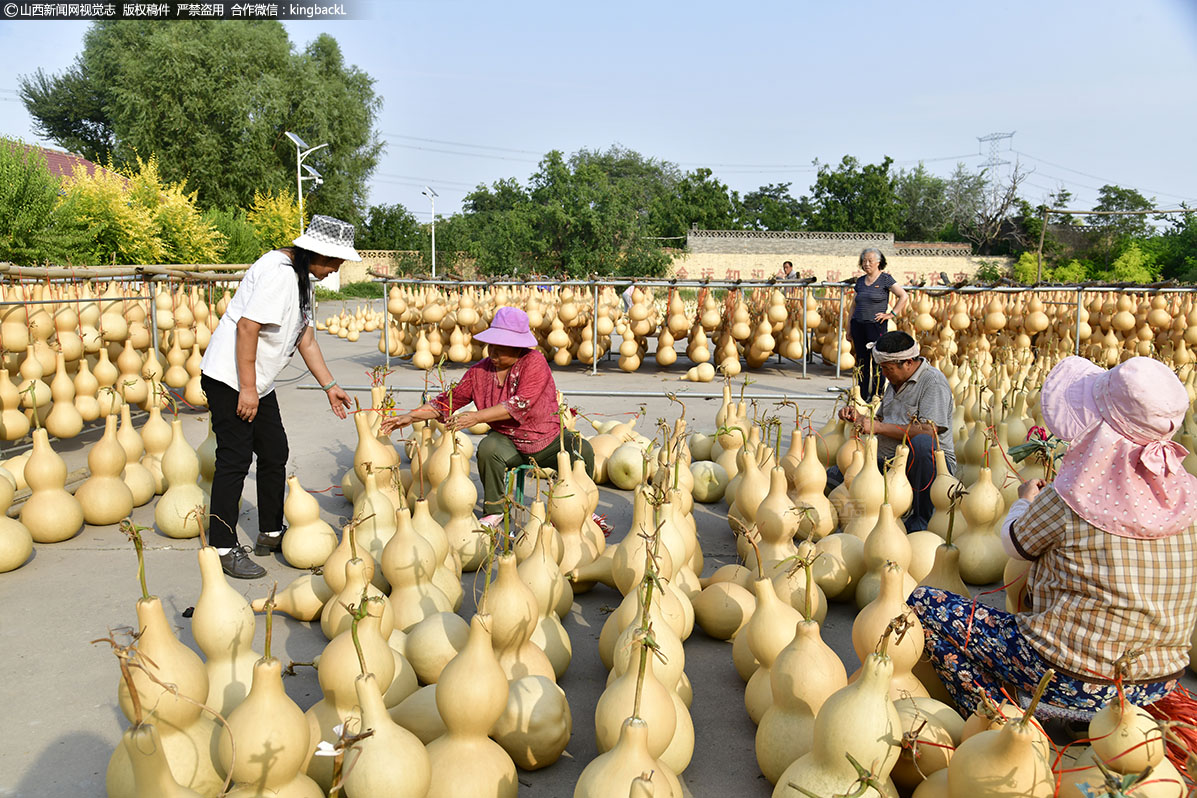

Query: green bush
1100,242,1159,283
1049,259,1090,284
204,207,262,264
0,138,83,266
974,259,1007,282
1012,252,1039,284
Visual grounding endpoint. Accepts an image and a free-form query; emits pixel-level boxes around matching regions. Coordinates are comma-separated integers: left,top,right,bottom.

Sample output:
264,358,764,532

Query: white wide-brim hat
292,214,362,262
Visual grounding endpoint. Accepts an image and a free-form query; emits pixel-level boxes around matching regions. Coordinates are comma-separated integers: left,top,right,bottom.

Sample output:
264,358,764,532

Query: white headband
868,342,921,364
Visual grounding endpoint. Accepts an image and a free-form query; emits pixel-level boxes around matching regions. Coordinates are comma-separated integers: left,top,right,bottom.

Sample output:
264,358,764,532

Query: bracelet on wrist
320,379,338,391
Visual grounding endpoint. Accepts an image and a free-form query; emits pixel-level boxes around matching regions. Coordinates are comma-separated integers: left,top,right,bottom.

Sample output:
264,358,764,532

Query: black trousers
849,318,887,401
202,375,289,549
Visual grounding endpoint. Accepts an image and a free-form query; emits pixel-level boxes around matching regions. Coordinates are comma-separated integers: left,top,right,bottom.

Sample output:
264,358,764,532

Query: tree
739,183,807,231
804,156,904,234
957,161,1032,255
20,22,381,218
0,139,86,266
942,163,987,241
1101,242,1159,283
894,164,950,241
1087,185,1155,238
647,167,741,238
358,203,424,250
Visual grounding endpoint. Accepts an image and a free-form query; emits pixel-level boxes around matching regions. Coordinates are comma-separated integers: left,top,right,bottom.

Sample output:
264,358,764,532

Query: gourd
117,404,157,507
692,580,756,640
220,651,318,795
280,475,338,569
19,428,84,543
753,467,800,570
891,696,964,790
321,556,395,640
955,467,1007,584
192,546,260,717
743,578,805,723
305,605,399,792
140,403,172,494
424,614,518,798
75,413,135,525
381,506,452,632
690,460,728,503
350,468,397,567
575,717,683,798
440,449,486,571
341,672,432,798
195,418,216,500
520,519,573,678
0,368,30,440
480,551,556,682
596,638,677,758
0,474,33,572
403,611,469,684
852,562,928,700
946,672,1055,798
757,561,847,783
154,419,208,539
551,449,600,573
44,351,83,439
772,645,902,798
843,436,885,539
491,674,573,770
108,582,222,797
854,504,915,608
118,723,204,798
791,434,836,540
251,572,333,622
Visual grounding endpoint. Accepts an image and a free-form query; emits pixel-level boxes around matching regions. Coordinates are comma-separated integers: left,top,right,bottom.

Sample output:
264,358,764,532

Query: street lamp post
422,186,438,279
285,131,327,234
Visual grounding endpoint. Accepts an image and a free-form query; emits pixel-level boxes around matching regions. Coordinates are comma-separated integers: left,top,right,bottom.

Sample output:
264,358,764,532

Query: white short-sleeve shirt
200,250,310,396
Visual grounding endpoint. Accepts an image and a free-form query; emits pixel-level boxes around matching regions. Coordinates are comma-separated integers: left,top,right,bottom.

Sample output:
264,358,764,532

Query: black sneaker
253,528,286,556
220,546,267,579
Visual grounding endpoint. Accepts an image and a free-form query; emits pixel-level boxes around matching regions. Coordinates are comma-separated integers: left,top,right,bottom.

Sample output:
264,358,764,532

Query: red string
963,577,1026,649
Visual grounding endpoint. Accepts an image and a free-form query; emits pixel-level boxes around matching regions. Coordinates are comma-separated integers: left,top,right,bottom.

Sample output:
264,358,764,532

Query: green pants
477,430,596,515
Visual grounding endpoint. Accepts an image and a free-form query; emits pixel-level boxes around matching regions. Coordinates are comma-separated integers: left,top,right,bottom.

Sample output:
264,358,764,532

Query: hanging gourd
44,351,83,439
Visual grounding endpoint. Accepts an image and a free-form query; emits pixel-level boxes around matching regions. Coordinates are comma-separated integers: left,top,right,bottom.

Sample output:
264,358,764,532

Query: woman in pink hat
382,306,594,525
909,355,1197,719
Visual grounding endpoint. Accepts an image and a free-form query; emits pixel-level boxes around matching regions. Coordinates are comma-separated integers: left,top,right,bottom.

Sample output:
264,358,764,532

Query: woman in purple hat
382,306,594,525
908,355,1197,720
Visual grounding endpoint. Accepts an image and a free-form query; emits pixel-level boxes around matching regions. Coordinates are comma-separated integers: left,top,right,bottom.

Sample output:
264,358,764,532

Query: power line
1013,149,1196,203
374,172,474,188
384,141,540,164
382,133,543,156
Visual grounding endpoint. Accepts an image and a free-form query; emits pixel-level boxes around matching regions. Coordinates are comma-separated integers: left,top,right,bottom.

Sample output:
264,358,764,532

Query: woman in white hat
200,215,356,579
909,355,1197,720
382,306,594,527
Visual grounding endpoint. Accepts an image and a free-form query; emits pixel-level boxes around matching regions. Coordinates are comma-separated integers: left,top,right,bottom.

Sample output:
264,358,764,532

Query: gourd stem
263,582,277,660
350,587,370,676
802,558,814,624
122,520,150,601
1019,669,1055,728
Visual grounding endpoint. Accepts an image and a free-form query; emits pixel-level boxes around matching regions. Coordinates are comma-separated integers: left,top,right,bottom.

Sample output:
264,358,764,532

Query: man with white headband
830,330,955,531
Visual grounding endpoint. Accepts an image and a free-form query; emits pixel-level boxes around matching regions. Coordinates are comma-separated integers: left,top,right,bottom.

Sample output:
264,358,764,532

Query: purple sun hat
474,306,538,348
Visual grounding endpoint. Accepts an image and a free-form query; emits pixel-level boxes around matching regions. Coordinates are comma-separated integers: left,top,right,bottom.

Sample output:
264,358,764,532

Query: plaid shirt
1011,486,1197,683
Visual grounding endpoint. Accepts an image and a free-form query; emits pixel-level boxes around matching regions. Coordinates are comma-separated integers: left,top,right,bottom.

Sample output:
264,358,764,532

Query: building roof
15,142,126,184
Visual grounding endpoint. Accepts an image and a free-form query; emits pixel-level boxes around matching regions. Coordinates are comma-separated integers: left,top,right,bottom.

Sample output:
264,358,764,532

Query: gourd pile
94,363,1197,798
325,284,1197,383
321,284,819,381
0,278,233,443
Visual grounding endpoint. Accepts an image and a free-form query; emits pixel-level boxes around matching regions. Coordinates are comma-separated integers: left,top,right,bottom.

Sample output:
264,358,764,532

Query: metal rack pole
835,286,845,380
592,283,599,376
800,285,808,380
1074,287,1084,356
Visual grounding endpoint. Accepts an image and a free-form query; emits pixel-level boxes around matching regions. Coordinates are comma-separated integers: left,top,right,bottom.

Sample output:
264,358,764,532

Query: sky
1,0,1196,225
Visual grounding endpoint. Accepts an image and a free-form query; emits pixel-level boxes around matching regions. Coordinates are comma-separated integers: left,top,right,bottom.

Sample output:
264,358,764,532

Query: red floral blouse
431,350,560,454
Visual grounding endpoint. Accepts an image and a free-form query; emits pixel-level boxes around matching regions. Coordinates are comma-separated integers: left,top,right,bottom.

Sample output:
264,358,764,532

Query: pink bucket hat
1042,355,1197,539
473,306,538,349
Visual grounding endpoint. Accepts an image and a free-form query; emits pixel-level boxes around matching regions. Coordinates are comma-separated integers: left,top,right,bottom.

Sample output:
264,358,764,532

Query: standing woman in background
200,215,355,579
849,247,908,401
